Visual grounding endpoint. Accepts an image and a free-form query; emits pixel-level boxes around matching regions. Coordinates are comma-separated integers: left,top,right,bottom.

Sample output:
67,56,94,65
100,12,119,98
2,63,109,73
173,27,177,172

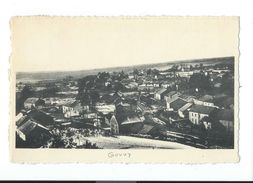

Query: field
80,135,196,149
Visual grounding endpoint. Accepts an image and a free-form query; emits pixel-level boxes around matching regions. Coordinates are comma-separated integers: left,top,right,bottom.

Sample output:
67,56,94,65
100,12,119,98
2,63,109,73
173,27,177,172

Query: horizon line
16,55,235,74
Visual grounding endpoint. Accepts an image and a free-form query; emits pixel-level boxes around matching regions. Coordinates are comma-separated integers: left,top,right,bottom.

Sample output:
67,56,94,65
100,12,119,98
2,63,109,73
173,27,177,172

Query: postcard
10,16,239,163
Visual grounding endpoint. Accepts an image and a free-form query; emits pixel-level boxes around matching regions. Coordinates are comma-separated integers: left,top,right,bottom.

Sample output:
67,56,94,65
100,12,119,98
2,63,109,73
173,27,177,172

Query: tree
133,69,139,75
189,73,211,92
90,90,100,105
147,69,152,75
221,73,234,97
16,85,33,114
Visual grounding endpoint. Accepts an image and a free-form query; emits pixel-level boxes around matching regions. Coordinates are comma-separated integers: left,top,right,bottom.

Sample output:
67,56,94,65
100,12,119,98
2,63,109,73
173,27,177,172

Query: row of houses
152,87,234,133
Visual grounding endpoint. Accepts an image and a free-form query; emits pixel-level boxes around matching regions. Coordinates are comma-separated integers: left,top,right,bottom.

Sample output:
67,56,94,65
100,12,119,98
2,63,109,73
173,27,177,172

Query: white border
0,0,253,181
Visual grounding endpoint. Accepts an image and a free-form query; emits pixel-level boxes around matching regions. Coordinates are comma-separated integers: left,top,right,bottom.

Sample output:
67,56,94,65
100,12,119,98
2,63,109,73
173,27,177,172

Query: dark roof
165,91,177,97
216,109,233,121
138,124,155,134
120,115,143,125
170,98,188,111
189,105,215,115
27,109,54,126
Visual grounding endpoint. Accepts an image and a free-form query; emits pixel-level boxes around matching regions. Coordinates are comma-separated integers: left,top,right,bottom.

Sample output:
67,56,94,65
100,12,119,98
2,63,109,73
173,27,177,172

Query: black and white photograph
1,0,253,181
15,56,235,149
10,16,239,164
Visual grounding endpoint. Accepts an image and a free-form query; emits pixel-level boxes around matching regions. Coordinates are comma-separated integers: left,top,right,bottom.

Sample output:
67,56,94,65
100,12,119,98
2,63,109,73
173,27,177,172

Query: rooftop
24,97,39,104
121,116,144,125
165,91,178,97
189,105,215,115
198,94,214,102
170,98,188,111
179,103,193,112
156,88,167,95
138,124,155,134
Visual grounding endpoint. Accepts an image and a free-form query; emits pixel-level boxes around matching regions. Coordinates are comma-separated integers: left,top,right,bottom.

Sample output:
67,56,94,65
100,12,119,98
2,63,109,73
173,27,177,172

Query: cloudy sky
11,16,239,72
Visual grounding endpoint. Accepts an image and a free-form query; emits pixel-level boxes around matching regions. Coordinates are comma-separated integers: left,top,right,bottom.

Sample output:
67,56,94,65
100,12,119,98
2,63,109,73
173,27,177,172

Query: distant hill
16,56,234,82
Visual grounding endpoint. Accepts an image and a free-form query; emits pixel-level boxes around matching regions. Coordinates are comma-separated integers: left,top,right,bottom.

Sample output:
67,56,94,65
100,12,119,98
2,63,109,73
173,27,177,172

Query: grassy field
80,135,196,149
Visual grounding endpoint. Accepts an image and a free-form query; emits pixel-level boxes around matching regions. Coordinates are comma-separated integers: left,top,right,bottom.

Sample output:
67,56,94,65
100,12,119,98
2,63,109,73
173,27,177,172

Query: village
15,57,235,149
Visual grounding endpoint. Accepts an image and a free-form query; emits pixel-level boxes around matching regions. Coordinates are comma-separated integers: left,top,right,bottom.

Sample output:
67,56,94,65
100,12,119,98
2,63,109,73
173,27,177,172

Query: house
95,103,116,115
201,116,212,129
24,97,45,109
164,91,180,102
138,124,155,135
167,98,188,112
16,113,29,127
178,94,195,103
137,101,152,114
16,119,51,148
110,115,119,135
120,115,144,125
193,95,215,107
62,100,88,118
176,71,194,78
178,103,193,118
27,109,54,127
125,82,138,89
119,114,144,134
138,124,163,136
189,105,215,125
154,88,168,100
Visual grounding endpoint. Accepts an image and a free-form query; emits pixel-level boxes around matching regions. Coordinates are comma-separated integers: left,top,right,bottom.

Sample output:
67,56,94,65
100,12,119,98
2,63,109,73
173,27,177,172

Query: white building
193,95,215,107
189,105,215,125
154,88,167,100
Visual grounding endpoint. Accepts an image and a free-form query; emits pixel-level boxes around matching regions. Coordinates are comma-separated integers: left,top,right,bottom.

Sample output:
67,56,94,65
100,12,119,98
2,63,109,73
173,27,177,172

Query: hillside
16,56,234,82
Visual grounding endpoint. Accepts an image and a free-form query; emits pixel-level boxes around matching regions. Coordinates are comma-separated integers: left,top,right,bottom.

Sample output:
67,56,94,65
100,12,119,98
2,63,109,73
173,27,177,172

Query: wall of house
189,112,208,125
63,106,80,118
203,102,214,107
155,93,161,100
110,118,119,135
193,99,214,107
178,110,185,118
24,103,34,109
189,111,199,124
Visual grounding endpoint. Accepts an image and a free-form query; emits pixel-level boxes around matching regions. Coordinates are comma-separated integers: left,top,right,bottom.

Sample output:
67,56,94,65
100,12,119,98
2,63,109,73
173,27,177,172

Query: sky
11,16,239,72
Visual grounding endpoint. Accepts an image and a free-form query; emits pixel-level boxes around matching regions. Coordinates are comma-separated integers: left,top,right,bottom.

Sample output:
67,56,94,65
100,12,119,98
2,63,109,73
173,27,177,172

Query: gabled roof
17,120,37,136
110,115,118,125
170,98,188,111
18,120,50,137
165,91,177,97
179,103,193,112
24,97,39,104
121,115,143,125
189,105,215,115
156,88,167,95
